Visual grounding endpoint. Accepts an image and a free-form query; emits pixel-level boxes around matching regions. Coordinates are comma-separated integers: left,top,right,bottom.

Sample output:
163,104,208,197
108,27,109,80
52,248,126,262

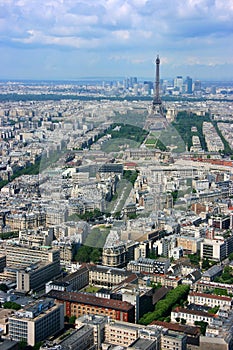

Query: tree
74,245,102,263
202,258,210,270
69,315,76,324
228,252,233,261
33,342,42,350
90,248,101,263
194,321,208,335
139,284,190,325
19,340,28,350
0,283,8,292
74,246,92,263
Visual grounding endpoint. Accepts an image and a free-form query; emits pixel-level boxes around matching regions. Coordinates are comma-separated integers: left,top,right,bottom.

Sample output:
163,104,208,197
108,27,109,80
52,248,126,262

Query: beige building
188,292,233,310
0,309,14,335
102,244,126,268
0,245,60,267
177,236,203,254
171,307,216,326
0,246,60,293
5,212,46,231
161,331,187,350
88,264,134,287
104,319,161,349
17,260,60,293
9,299,64,346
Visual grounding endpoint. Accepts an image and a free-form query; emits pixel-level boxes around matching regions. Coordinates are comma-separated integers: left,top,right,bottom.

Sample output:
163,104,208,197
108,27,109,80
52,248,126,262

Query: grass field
82,286,100,293
84,226,111,248
101,138,139,153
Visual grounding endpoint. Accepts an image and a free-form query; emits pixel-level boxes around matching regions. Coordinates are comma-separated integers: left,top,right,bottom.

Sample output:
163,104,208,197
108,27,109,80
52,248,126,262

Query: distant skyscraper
130,77,137,87
174,76,183,91
194,80,202,92
185,76,193,94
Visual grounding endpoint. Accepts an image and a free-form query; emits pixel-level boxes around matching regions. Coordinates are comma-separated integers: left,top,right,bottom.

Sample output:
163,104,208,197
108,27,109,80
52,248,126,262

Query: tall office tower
185,76,193,94
152,55,162,110
130,77,137,87
174,76,183,91
193,80,202,92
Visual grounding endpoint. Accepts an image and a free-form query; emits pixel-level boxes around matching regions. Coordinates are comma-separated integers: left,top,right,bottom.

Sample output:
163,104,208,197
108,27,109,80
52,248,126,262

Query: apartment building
161,331,187,350
88,264,133,287
0,246,60,293
46,265,89,293
0,245,60,267
127,257,170,274
147,273,182,288
8,299,64,346
200,238,227,261
0,254,6,272
188,291,232,310
176,236,203,254
195,280,233,295
104,320,161,349
171,307,216,326
152,320,200,349
41,326,94,350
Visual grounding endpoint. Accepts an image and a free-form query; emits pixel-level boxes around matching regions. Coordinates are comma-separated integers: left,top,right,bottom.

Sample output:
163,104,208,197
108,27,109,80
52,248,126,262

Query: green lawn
82,286,100,293
84,226,111,248
101,138,139,153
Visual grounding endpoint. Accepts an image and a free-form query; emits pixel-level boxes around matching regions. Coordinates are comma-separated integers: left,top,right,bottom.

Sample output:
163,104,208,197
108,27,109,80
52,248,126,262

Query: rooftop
48,290,134,312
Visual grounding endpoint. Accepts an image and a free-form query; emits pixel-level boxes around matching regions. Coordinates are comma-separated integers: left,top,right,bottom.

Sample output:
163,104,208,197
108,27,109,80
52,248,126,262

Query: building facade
9,299,64,346
48,290,135,323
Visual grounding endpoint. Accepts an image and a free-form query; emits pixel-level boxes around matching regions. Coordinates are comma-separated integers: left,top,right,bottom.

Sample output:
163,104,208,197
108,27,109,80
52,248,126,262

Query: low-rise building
195,280,233,295
127,257,170,274
161,331,187,350
103,319,161,349
45,265,89,293
48,290,135,323
188,291,233,310
171,307,216,326
40,326,94,350
88,264,133,287
75,314,107,348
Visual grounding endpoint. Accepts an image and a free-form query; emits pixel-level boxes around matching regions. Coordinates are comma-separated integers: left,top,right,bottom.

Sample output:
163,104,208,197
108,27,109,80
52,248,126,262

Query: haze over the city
0,0,233,81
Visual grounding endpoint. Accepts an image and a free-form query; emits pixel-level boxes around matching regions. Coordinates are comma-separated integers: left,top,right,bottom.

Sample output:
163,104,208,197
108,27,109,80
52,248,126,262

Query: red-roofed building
48,290,135,323
188,291,232,310
171,307,216,326
151,320,200,347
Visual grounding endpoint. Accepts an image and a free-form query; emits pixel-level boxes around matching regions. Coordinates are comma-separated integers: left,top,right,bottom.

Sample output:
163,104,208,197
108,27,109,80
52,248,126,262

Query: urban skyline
0,0,233,81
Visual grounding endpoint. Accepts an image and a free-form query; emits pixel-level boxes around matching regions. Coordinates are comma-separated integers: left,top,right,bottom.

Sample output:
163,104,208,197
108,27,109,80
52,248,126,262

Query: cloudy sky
0,0,233,81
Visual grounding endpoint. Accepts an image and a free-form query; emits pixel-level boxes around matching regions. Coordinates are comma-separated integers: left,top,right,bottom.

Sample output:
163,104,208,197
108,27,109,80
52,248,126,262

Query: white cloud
0,0,233,79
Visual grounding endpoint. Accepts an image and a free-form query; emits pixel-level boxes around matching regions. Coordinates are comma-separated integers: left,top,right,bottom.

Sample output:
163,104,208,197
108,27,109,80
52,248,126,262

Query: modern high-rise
185,76,193,94
174,76,183,91
9,298,64,346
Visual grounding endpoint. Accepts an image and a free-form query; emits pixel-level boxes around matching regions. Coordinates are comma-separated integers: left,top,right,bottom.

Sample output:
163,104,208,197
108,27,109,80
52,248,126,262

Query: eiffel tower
145,55,167,130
